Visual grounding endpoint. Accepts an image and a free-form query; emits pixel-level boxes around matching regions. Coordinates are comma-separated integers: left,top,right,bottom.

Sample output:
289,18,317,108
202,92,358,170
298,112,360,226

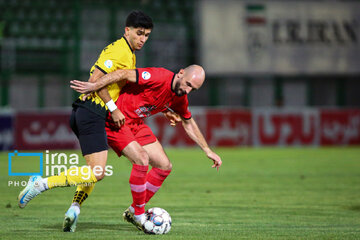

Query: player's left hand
206,151,222,171
70,80,96,94
163,111,181,127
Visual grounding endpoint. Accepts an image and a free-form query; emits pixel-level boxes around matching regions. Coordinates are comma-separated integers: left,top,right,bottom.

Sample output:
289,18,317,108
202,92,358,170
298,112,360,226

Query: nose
185,86,192,94
140,35,145,43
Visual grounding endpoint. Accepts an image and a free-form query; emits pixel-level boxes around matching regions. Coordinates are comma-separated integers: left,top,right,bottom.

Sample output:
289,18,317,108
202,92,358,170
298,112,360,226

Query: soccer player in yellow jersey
17,10,156,232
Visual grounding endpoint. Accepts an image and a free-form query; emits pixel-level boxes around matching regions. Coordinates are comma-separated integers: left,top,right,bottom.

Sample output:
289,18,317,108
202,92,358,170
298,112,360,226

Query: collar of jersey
170,73,176,93
122,36,134,53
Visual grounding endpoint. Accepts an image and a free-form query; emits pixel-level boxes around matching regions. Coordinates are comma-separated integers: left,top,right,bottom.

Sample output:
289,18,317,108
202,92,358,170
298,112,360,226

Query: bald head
173,64,206,97
183,65,206,90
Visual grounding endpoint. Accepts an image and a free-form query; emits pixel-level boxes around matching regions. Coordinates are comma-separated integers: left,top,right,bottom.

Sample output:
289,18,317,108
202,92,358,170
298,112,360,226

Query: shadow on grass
42,222,135,232
348,205,360,212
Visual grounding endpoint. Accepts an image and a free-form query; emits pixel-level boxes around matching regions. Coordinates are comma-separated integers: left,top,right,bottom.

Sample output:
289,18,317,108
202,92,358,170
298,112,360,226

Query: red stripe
246,17,266,24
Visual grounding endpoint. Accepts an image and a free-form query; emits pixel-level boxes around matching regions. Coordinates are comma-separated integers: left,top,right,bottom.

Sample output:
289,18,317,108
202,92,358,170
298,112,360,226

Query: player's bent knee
136,150,150,166
91,166,106,181
94,172,105,181
165,162,173,171
154,161,172,171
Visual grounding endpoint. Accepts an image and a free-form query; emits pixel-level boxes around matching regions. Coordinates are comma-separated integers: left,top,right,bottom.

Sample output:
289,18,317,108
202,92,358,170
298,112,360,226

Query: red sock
129,164,148,215
145,167,171,203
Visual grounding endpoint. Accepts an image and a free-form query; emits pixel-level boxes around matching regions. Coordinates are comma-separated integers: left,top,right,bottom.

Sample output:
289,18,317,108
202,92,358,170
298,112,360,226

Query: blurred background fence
0,0,196,108
0,0,359,150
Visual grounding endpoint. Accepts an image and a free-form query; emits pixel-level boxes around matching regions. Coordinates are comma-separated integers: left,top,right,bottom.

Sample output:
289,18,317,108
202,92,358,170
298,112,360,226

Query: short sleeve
96,52,131,74
136,67,170,87
89,37,136,77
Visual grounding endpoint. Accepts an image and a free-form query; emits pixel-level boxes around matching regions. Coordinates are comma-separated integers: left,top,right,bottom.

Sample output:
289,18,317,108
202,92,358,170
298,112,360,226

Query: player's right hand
70,80,96,94
111,109,125,128
163,111,181,127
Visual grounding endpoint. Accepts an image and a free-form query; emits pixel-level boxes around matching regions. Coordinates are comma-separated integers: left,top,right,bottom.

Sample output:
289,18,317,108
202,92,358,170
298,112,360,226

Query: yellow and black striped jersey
73,37,136,117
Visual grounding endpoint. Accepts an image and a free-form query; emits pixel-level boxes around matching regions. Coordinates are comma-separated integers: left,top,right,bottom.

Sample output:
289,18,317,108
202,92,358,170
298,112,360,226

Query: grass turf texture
1,147,360,240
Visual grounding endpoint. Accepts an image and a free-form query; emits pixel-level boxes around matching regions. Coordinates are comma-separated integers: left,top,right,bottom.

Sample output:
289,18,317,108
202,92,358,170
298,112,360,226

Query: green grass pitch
1,147,360,239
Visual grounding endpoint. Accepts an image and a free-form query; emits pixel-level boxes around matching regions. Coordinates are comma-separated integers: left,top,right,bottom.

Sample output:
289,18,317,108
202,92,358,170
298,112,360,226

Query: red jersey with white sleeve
115,67,192,120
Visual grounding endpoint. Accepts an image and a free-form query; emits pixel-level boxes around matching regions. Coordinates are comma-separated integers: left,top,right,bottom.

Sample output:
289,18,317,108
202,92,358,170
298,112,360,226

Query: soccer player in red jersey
70,65,222,230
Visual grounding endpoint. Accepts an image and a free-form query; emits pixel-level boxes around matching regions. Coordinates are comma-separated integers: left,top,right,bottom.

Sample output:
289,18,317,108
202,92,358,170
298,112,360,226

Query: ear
124,27,130,36
176,69,184,79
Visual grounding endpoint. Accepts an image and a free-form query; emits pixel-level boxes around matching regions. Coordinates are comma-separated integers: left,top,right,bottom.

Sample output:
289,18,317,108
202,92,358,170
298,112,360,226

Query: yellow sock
72,183,95,206
47,166,97,189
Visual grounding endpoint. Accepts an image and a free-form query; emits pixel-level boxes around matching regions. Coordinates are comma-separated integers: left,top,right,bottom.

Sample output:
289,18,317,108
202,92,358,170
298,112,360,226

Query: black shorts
70,106,108,156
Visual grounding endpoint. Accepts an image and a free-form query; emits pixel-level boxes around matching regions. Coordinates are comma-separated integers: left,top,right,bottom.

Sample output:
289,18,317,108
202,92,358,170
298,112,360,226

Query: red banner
146,108,251,147
10,108,360,149
15,111,79,150
320,109,360,145
206,109,251,146
253,109,319,146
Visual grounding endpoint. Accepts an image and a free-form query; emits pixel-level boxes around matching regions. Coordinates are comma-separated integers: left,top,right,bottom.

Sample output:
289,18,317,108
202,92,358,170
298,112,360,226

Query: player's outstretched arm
182,118,222,170
70,69,137,94
72,68,127,127
91,69,125,127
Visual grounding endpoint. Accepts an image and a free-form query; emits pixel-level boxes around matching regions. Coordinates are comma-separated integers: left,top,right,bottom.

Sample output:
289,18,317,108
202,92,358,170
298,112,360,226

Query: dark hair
126,10,153,29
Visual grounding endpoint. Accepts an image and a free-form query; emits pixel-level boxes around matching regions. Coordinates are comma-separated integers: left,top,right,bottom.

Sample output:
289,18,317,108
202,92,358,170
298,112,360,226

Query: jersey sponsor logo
104,60,113,69
135,105,156,118
142,71,151,80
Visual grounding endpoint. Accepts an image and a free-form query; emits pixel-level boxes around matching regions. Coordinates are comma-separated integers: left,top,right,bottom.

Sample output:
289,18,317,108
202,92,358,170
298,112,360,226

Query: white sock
129,206,135,214
134,213,146,224
70,203,81,215
35,177,49,192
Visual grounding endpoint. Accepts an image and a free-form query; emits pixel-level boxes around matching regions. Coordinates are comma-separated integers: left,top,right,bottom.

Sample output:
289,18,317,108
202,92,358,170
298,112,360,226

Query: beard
174,82,186,97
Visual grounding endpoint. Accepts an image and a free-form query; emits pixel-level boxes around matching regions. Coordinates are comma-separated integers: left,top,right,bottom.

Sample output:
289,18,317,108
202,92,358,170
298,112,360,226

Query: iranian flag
246,4,266,25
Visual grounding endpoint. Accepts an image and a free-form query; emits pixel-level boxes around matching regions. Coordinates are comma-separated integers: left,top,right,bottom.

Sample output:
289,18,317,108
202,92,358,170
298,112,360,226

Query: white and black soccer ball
143,207,172,235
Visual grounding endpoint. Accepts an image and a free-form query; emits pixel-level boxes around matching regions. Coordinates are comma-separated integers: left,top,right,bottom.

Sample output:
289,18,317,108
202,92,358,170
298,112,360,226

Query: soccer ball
143,207,172,235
